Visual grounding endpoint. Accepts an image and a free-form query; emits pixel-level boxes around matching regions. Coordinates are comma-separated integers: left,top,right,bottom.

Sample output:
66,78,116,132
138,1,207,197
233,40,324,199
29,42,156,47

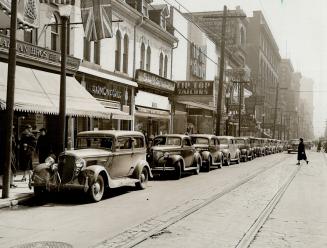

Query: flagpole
2,0,18,199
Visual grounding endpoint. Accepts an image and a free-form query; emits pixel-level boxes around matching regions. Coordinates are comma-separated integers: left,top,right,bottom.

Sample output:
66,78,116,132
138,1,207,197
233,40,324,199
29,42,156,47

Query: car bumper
31,178,89,192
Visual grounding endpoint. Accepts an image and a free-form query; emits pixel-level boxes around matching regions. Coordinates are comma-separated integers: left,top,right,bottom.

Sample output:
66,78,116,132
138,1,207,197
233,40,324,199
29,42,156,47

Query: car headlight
75,158,86,169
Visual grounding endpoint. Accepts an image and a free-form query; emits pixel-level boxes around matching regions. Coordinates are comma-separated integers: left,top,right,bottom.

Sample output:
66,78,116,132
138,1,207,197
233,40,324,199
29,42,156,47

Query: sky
154,0,327,138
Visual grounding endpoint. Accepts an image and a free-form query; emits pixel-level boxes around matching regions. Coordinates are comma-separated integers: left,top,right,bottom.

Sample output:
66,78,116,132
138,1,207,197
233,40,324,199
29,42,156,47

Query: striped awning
0,62,113,119
39,0,75,4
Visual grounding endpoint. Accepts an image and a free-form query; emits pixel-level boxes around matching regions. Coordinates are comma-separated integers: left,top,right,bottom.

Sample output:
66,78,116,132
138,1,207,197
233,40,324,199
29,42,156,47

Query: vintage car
235,137,254,162
190,134,224,171
287,139,299,153
217,136,241,166
249,137,260,158
257,138,267,156
31,131,152,202
147,134,202,179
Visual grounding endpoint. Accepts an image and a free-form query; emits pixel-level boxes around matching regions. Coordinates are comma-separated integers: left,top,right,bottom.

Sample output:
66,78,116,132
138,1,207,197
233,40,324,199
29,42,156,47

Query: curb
0,193,34,209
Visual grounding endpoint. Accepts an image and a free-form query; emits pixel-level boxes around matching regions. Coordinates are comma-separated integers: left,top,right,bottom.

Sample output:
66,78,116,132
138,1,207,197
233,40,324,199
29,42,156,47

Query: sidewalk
0,172,34,209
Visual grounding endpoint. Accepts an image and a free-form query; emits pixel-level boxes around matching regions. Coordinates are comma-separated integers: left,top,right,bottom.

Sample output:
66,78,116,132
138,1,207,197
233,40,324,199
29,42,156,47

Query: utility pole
272,83,279,139
238,83,242,137
2,0,18,199
215,5,227,136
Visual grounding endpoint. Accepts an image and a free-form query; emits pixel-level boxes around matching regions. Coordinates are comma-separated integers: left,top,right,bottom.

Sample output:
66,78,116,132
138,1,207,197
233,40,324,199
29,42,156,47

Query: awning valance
177,101,216,111
0,62,115,119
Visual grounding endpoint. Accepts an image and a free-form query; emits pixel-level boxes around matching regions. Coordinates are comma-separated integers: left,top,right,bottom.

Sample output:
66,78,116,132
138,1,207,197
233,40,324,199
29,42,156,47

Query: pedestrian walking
297,138,309,165
19,124,36,181
36,128,52,163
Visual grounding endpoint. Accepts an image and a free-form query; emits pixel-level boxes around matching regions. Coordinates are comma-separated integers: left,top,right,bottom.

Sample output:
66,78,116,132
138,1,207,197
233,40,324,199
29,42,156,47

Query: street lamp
58,4,72,153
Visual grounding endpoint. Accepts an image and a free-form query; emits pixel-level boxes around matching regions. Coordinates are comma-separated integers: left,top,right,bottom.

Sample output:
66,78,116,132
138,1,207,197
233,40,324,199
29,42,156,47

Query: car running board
110,177,139,188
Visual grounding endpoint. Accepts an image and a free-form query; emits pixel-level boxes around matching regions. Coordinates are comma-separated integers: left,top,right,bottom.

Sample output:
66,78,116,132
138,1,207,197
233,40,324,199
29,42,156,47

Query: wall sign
0,34,80,72
176,81,213,95
136,69,175,93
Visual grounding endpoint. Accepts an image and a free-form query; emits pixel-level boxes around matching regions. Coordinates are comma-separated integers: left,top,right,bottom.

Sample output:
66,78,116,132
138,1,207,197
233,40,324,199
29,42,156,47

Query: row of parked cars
30,131,285,202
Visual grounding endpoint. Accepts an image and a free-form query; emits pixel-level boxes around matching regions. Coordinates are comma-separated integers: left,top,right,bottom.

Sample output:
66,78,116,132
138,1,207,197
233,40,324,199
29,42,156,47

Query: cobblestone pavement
0,153,291,248
133,153,298,248
249,152,327,248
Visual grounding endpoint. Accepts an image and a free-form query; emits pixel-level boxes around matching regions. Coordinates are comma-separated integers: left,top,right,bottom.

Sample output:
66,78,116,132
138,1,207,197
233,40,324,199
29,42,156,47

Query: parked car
235,137,254,162
249,137,260,158
287,139,299,153
147,134,202,179
258,138,267,156
217,136,240,166
190,134,224,171
31,131,152,202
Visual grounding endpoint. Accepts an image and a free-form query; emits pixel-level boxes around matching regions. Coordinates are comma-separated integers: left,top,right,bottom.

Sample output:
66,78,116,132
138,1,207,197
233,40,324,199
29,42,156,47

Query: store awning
0,62,113,119
177,101,216,111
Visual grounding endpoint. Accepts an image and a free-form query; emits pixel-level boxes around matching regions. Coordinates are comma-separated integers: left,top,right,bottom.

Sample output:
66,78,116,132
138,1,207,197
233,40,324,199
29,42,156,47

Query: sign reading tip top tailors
176,81,214,95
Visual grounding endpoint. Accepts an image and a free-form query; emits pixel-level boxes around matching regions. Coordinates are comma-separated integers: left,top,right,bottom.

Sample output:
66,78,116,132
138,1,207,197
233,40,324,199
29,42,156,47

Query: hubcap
93,182,101,195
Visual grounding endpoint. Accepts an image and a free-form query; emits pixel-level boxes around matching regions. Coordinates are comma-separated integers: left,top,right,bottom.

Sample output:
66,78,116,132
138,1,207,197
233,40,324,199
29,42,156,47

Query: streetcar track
94,154,293,248
235,161,301,248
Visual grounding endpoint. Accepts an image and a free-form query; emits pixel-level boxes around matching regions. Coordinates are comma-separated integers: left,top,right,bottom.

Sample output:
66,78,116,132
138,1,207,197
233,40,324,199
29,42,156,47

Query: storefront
0,34,112,172
134,69,175,137
76,66,136,132
175,80,216,134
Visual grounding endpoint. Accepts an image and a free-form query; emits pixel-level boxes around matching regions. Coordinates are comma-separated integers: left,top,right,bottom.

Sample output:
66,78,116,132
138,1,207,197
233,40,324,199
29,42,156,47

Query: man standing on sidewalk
297,138,309,165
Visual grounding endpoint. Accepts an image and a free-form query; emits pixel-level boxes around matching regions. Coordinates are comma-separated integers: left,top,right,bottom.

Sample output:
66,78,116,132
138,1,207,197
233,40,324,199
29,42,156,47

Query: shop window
146,46,151,71
159,52,163,76
140,42,145,70
94,40,101,65
123,34,129,73
164,55,168,78
50,14,60,51
24,29,37,44
115,30,122,71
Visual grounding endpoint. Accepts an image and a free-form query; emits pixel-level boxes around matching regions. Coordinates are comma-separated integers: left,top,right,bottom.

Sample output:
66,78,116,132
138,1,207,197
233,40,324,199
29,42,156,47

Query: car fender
132,160,153,179
201,150,211,162
194,151,202,164
83,165,110,188
167,155,185,169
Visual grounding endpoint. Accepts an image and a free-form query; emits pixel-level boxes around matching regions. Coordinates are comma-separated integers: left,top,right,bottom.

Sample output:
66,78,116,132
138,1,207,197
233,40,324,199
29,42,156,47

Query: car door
109,136,134,178
229,138,236,159
130,136,147,176
181,137,194,167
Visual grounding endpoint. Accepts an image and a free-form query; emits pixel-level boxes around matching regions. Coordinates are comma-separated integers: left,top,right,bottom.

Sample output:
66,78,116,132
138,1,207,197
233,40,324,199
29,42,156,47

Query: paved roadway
0,152,319,248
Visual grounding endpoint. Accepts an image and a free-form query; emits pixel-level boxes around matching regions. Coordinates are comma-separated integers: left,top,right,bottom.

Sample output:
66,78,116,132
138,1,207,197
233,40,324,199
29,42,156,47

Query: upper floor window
123,34,129,74
159,52,164,76
24,30,37,44
146,46,151,71
51,15,60,51
94,40,101,65
140,42,145,70
83,37,91,61
164,55,168,78
115,30,122,71
161,14,166,29
240,27,245,46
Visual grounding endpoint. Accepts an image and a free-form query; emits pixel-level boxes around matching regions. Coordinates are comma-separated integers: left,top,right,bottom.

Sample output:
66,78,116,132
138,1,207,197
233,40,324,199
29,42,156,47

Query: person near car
297,138,309,165
36,128,52,164
19,124,36,181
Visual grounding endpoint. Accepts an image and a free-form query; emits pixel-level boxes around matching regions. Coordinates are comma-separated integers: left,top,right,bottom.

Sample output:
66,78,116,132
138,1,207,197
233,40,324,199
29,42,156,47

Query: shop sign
0,34,80,71
137,106,170,116
176,81,213,95
225,67,251,83
136,69,175,92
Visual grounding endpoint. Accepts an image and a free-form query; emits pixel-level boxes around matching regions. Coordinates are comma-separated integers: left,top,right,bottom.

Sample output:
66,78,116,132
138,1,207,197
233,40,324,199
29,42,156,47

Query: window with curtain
123,34,129,73
159,52,163,76
164,55,168,78
140,42,145,70
115,30,122,71
146,46,151,71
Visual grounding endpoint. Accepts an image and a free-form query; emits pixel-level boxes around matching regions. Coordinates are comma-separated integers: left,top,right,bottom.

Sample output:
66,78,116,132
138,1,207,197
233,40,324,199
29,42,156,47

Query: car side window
215,138,220,145
210,138,215,146
134,137,145,149
117,137,132,150
183,138,192,147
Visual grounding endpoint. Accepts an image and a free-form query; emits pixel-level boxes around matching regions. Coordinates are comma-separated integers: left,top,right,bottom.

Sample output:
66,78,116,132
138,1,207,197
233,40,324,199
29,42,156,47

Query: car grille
58,154,76,184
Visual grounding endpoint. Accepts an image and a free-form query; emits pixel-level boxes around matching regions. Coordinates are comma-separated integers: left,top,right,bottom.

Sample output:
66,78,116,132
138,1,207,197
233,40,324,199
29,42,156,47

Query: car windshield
77,137,114,150
153,137,181,146
236,139,245,144
219,138,228,144
191,137,209,145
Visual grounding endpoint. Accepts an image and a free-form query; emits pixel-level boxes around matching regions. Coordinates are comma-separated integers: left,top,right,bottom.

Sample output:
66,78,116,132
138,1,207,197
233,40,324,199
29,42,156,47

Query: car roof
217,136,234,139
154,134,189,139
190,134,216,139
77,130,144,137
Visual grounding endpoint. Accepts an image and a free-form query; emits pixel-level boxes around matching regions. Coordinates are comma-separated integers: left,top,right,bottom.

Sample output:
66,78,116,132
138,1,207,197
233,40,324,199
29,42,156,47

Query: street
0,151,325,248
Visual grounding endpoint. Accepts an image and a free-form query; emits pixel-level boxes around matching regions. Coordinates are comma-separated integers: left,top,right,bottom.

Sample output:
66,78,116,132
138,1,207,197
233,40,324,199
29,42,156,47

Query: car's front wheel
173,161,182,180
89,174,105,202
136,167,149,190
34,187,46,198
204,157,211,172
194,158,201,175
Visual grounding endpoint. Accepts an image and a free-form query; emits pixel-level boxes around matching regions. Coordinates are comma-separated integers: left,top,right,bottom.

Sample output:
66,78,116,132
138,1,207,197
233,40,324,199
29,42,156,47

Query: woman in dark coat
297,138,309,165
19,124,36,181
36,128,52,163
